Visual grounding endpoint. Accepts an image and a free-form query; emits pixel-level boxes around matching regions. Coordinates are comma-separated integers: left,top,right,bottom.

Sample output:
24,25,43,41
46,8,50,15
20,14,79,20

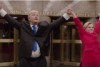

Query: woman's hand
66,8,77,18
98,13,100,17
98,13,100,20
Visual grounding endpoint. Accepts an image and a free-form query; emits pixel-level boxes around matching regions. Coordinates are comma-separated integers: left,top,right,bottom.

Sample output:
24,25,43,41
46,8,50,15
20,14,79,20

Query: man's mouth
34,19,38,20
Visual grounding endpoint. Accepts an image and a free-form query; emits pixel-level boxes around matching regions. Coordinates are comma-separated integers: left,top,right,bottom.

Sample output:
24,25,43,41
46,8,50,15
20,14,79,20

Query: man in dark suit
0,3,70,67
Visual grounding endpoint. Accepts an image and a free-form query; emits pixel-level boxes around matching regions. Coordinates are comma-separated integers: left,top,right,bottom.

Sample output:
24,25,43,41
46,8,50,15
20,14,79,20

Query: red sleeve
73,17,85,35
94,20,100,35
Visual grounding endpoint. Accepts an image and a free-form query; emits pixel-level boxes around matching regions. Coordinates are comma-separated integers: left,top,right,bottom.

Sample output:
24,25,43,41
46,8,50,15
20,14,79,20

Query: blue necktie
32,25,37,51
32,41,37,51
32,25,36,35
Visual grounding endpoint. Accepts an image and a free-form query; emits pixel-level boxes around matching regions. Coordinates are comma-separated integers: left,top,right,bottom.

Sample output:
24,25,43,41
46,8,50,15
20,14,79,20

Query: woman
67,9,100,67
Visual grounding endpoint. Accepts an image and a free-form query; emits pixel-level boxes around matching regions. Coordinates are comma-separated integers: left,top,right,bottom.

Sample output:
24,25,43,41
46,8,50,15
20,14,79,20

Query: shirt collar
30,24,38,30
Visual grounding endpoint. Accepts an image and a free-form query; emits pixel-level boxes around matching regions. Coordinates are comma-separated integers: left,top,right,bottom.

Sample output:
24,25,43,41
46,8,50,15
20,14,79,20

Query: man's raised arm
0,2,21,30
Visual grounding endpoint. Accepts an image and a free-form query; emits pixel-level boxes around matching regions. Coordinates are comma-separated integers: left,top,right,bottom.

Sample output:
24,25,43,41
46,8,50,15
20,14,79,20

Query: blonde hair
83,22,93,29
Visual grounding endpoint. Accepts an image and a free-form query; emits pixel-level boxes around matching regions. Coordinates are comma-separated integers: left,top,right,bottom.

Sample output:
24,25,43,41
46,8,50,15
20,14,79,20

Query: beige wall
2,1,99,17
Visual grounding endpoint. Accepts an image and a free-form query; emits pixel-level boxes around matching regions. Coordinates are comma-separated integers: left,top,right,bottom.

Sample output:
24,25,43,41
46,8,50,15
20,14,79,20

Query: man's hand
0,1,7,17
66,8,77,18
66,8,72,16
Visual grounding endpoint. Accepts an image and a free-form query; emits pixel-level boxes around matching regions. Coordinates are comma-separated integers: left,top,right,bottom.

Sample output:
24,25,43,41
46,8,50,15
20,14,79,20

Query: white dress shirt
30,25,41,58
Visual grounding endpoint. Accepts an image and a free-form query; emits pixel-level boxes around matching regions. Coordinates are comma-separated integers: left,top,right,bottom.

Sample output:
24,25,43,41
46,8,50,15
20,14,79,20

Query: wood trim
13,28,19,65
63,61,80,66
0,39,14,43
0,62,14,66
0,39,19,43
51,60,80,67
52,40,82,44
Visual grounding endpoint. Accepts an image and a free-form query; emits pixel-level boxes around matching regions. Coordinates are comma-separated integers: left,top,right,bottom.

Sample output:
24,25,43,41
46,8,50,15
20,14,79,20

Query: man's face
28,10,39,25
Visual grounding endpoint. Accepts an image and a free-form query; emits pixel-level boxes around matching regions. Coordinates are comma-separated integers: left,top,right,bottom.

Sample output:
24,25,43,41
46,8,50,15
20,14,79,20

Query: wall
2,1,98,17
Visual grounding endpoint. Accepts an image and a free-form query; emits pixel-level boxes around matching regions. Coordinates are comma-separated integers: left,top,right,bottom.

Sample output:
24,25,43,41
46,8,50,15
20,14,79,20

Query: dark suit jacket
4,14,67,59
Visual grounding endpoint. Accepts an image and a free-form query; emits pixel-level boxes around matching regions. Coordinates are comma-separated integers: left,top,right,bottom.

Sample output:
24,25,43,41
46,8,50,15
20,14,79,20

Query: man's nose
35,16,37,18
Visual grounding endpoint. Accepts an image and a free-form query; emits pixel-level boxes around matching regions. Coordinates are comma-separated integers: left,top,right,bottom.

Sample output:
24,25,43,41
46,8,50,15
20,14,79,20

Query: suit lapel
35,37,45,47
35,24,40,36
23,21,34,36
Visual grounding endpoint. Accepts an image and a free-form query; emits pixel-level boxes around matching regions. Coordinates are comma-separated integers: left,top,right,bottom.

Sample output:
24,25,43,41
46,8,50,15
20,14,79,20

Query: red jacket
73,17,100,67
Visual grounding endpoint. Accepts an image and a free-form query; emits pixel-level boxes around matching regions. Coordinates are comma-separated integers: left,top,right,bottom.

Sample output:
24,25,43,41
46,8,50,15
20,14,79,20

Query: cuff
63,13,70,20
0,9,7,17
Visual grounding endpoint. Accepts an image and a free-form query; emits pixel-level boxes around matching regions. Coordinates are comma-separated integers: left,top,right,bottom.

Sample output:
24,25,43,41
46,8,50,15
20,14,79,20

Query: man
0,2,70,67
